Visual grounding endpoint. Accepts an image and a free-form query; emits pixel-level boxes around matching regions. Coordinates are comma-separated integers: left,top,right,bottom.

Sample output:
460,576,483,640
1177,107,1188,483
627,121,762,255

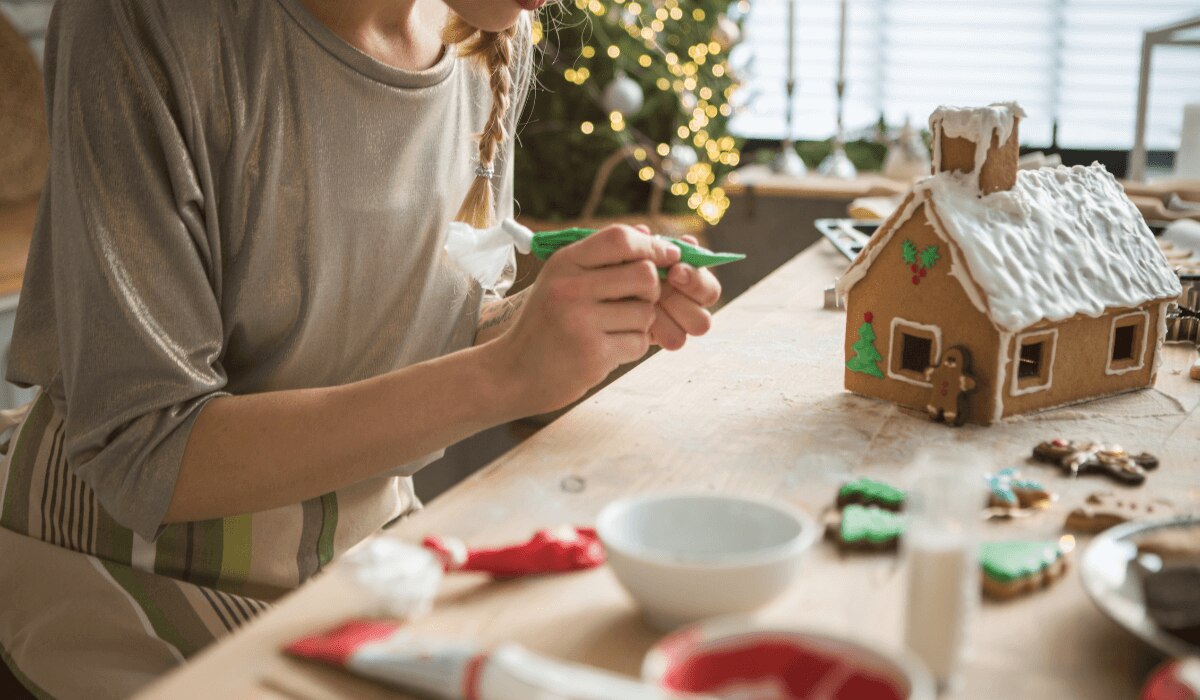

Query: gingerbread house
836,103,1182,425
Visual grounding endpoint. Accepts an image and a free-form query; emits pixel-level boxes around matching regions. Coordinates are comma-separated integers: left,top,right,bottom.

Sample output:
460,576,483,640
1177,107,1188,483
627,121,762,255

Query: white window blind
732,0,1200,150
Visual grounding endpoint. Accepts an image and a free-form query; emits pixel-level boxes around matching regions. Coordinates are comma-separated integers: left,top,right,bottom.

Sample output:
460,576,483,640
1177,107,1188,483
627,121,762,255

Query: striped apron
0,392,417,699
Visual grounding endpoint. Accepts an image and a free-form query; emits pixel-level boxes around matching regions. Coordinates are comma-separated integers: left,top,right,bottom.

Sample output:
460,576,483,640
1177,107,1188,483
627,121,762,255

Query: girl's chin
515,0,547,9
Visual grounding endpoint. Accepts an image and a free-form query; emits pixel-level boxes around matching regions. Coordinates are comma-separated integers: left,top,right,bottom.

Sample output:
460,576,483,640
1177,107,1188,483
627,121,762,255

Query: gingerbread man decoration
924,346,976,426
1031,438,1159,485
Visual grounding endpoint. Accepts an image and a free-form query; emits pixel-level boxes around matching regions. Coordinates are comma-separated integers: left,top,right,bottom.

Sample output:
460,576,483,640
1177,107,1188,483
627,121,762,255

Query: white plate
1080,515,1200,658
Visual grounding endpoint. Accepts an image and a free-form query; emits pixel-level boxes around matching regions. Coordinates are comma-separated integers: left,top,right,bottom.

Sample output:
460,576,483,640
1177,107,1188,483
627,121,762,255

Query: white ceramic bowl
596,493,817,630
643,618,936,700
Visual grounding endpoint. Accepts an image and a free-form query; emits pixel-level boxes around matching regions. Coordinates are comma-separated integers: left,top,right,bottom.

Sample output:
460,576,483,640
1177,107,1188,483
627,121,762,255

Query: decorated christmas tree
847,313,884,378
516,0,746,226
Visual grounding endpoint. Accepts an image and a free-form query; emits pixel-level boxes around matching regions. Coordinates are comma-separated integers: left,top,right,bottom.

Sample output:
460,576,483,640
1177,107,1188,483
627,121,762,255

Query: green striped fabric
0,392,409,665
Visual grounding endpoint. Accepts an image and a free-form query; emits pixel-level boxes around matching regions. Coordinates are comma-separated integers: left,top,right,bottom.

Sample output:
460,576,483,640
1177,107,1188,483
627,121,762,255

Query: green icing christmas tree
847,312,884,378
516,0,745,224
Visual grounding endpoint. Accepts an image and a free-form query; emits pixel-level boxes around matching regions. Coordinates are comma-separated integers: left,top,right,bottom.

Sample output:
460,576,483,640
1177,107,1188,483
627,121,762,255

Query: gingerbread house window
1107,311,1149,375
888,318,941,386
1010,329,1057,396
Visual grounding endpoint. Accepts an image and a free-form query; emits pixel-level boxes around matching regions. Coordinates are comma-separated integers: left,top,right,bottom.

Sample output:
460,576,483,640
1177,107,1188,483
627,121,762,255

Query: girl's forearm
474,289,528,345
165,342,522,524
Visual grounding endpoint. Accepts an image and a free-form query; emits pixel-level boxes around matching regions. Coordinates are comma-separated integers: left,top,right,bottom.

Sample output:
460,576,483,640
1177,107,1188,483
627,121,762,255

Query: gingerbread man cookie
980,540,1069,600
1031,438,1159,485
985,468,1053,518
924,346,976,427
1065,492,1175,534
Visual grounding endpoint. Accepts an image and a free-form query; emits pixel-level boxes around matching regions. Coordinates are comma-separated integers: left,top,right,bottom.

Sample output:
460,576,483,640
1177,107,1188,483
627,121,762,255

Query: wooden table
139,240,1200,700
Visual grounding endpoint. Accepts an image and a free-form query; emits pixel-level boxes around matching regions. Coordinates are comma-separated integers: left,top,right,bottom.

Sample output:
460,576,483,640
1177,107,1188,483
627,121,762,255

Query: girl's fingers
586,261,662,302
666,264,722,307
607,331,652,365
597,300,656,333
650,311,687,351
659,290,714,337
565,225,680,269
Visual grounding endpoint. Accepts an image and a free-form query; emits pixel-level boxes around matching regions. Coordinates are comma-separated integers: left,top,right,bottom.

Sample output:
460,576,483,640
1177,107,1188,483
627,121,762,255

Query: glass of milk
903,461,983,693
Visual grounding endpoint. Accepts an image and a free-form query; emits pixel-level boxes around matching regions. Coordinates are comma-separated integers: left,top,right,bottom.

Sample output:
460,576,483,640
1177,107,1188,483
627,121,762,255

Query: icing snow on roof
926,164,1181,332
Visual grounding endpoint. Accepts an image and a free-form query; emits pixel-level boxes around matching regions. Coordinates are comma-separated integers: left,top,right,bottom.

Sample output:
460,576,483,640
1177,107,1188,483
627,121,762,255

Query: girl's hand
651,234,723,351
492,225,680,415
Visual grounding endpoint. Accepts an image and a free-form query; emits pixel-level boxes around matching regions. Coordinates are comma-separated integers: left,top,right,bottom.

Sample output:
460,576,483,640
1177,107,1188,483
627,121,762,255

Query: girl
0,0,722,698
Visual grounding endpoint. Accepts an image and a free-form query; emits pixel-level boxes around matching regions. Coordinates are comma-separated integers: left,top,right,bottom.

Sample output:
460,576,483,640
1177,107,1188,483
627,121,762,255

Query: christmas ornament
884,116,932,182
712,14,741,51
602,72,644,117
664,142,699,180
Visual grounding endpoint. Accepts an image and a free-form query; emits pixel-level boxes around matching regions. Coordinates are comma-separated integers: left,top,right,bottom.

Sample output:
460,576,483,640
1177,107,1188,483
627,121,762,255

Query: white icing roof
924,164,1181,331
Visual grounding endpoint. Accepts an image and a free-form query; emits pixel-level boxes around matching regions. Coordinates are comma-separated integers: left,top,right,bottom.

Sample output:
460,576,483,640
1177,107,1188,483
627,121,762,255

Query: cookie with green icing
980,540,1069,600
836,478,906,511
825,505,905,551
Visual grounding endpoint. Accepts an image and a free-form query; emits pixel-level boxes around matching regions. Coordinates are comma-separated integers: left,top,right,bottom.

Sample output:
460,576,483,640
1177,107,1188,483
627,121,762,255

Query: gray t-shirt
7,0,516,539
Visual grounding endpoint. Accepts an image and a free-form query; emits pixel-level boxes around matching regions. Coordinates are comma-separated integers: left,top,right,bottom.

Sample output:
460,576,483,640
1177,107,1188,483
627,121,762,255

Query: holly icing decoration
902,239,940,286
980,540,1063,583
841,505,905,545
847,312,884,378
839,478,906,509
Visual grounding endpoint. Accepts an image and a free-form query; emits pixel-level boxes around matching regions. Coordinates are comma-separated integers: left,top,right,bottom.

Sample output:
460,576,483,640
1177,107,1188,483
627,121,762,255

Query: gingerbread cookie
836,478,906,511
980,540,1069,600
1143,564,1200,648
1031,438,1158,485
985,468,1052,518
825,505,905,551
1137,526,1200,565
1064,492,1175,534
923,346,976,427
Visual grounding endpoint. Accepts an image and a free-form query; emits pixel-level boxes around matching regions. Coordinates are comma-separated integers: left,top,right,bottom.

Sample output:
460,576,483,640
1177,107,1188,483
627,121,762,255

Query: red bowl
643,619,935,700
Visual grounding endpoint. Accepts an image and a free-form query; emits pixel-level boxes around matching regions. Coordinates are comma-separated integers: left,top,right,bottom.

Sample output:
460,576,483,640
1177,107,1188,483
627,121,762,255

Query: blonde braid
445,17,519,228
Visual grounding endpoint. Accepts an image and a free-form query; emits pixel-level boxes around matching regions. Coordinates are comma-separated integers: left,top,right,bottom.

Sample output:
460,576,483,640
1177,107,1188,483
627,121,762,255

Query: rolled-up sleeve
37,2,228,540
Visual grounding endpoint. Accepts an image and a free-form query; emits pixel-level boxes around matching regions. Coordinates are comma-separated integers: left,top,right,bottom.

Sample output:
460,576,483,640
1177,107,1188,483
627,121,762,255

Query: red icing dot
910,264,918,273
912,276,920,285
919,268,927,277
864,312,873,323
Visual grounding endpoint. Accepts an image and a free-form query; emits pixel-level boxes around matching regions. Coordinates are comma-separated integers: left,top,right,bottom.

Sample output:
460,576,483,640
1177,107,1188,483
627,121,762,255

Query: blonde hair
444,14,534,228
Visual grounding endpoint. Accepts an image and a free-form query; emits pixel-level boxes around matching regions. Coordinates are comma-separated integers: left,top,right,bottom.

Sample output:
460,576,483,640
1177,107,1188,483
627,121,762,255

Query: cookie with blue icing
985,468,1053,518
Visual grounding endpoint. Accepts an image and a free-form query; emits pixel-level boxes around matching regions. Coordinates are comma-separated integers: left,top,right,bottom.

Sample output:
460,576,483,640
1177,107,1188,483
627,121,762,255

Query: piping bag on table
287,619,706,700
304,537,698,699
445,218,745,289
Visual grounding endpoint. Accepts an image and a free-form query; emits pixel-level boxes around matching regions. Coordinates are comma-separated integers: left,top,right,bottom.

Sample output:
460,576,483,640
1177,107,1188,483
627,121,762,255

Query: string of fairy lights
532,0,748,225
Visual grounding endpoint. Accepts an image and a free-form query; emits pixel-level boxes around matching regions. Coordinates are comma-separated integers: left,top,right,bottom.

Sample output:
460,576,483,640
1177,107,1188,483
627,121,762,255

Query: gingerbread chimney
929,102,1025,194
